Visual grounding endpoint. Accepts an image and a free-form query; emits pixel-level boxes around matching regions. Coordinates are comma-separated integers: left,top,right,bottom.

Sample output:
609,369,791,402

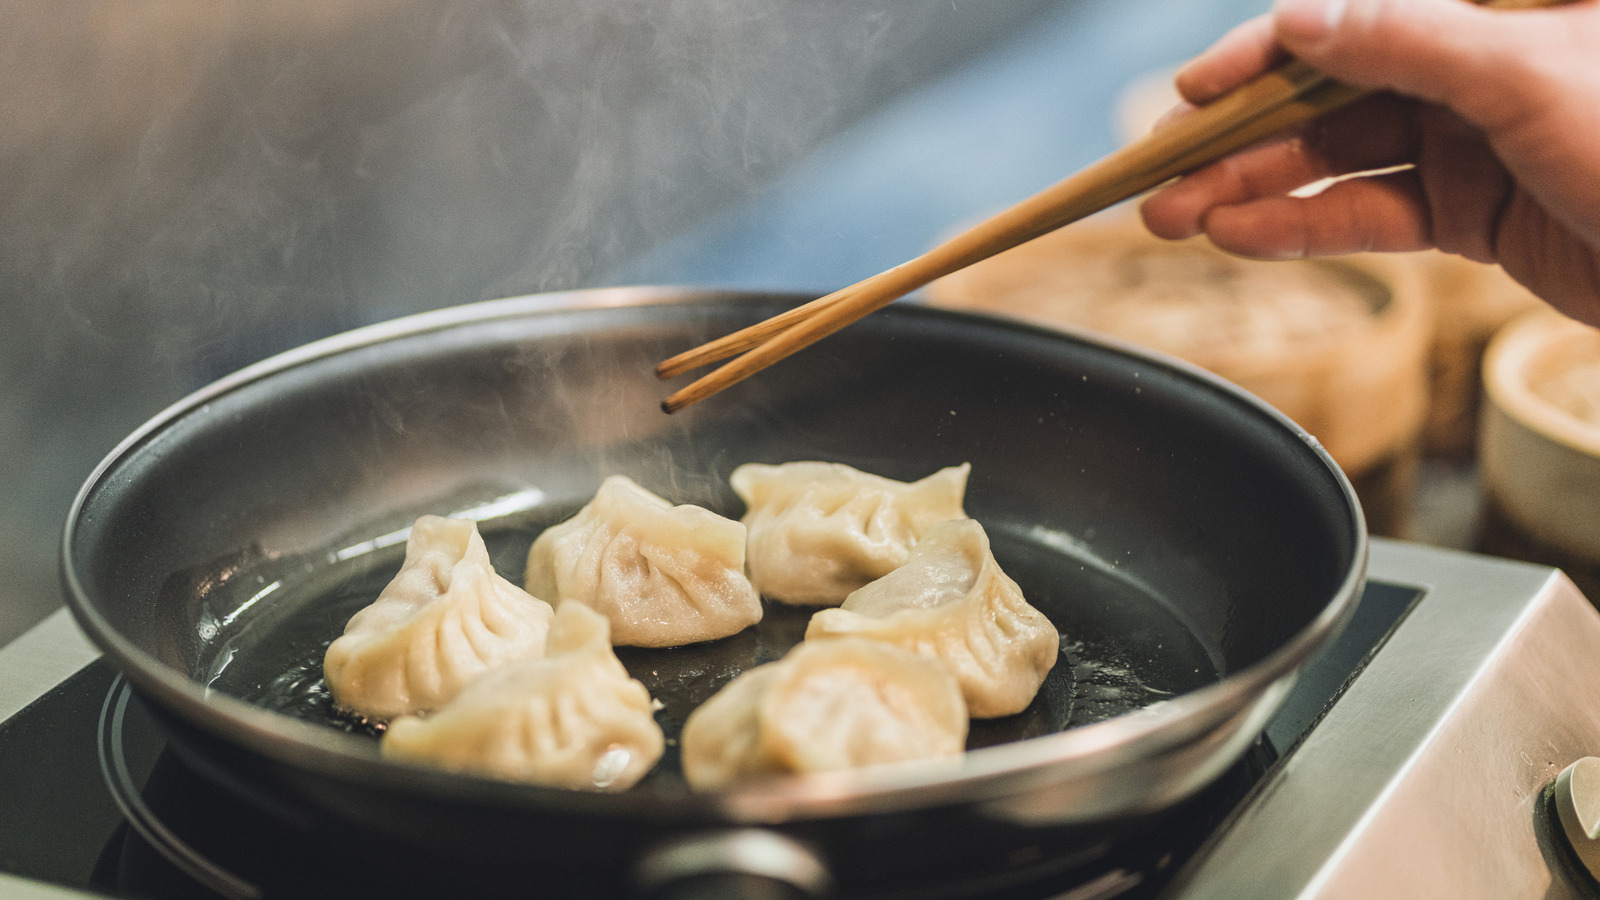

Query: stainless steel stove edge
1170,538,1600,899
0,606,97,724
0,609,103,900
0,879,104,900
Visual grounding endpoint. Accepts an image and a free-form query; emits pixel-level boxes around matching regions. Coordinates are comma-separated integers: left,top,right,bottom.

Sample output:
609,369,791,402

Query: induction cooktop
3,539,1599,899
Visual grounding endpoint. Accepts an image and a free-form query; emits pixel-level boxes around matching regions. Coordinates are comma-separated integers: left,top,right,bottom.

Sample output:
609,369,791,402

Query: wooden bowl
1480,309,1600,599
1399,252,1543,459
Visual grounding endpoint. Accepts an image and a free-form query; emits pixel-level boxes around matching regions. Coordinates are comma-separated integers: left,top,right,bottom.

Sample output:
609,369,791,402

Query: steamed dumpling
731,461,971,606
525,475,762,648
680,637,967,790
324,515,555,721
805,518,1058,718
381,600,664,791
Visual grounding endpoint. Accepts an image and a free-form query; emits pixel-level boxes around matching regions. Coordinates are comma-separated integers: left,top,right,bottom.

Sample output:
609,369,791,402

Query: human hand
1139,0,1600,327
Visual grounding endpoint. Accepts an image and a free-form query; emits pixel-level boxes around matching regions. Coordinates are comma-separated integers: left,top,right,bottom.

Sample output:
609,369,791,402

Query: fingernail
1150,102,1196,133
1273,0,1346,43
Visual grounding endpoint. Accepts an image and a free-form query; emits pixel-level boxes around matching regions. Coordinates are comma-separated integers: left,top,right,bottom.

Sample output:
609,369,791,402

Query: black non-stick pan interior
65,291,1359,798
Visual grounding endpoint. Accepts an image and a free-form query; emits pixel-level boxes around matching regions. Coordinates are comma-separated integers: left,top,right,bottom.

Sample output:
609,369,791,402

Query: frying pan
62,287,1365,897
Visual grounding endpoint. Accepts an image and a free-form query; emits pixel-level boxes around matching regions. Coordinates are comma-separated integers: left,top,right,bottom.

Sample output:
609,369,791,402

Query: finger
1141,95,1417,239
1294,92,1421,177
1149,100,1199,135
1272,0,1600,252
1172,15,1287,106
1198,170,1432,259
1272,0,1597,135
1142,135,1321,239
1413,105,1515,262
1496,204,1600,326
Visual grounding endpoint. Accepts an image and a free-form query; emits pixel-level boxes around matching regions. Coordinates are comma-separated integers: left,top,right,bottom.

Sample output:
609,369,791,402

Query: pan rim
60,286,1368,824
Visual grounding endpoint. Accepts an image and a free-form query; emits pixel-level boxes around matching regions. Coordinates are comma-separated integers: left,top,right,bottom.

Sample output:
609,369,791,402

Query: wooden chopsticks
654,0,1563,414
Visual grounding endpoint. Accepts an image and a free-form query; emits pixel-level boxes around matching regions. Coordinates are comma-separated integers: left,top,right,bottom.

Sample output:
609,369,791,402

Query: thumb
1269,0,1591,135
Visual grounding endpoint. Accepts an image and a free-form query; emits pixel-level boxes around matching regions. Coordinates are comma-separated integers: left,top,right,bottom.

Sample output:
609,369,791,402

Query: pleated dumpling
680,637,967,790
731,461,971,606
381,600,664,792
524,475,761,648
324,515,554,721
805,518,1058,718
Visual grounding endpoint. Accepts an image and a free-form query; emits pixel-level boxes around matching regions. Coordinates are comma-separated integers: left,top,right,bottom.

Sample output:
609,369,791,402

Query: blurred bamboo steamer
1402,252,1543,458
1110,65,1540,464
1479,309,1600,600
924,210,1433,537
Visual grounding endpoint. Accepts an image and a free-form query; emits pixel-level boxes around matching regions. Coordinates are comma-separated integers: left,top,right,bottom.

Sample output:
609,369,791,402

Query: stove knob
1554,757,1600,881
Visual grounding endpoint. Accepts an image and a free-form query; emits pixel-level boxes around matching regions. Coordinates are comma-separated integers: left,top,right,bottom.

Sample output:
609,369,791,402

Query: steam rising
0,0,1057,642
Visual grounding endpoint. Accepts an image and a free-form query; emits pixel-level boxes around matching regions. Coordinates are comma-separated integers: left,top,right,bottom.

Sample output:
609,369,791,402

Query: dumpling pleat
382,602,664,791
526,476,761,647
324,516,554,720
733,462,971,606
681,638,967,790
805,519,1058,718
